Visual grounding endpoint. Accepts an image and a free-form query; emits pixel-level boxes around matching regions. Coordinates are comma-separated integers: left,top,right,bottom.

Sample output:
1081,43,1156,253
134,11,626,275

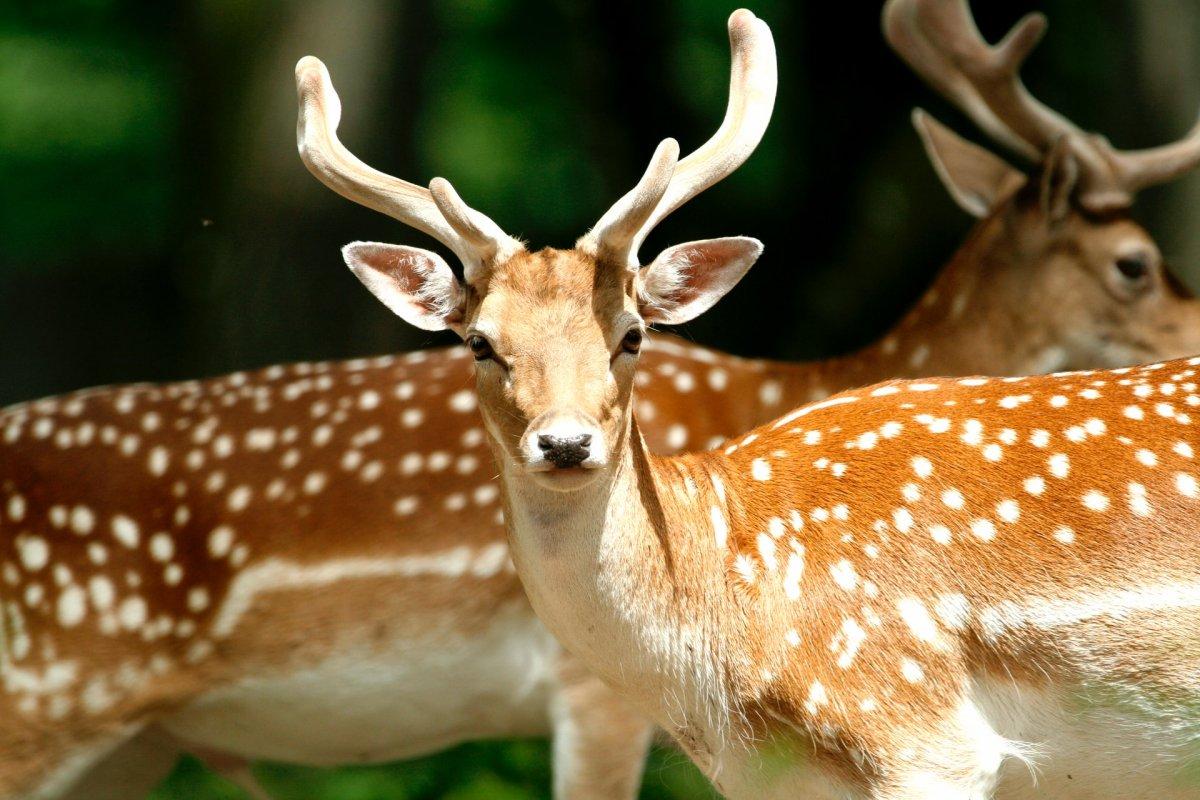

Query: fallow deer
5,3,1200,799
318,2,1200,798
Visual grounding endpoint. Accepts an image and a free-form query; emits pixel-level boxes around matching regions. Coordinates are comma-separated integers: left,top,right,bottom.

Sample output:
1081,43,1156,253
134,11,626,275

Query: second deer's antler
884,0,1200,211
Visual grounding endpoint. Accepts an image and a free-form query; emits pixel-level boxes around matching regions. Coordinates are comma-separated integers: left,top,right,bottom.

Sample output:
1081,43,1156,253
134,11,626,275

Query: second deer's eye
621,328,643,354
468,335,495,361
1116,254,1150,282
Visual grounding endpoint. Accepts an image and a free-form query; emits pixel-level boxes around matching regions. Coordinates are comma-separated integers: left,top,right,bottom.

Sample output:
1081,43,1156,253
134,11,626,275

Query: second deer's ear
1039,137,1080,224
638,237,762,325
342,242,466,332
913,109,1026,218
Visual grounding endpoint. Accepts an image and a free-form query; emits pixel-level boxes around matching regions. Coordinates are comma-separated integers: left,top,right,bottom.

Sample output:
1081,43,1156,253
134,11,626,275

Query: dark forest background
2,0,1200,797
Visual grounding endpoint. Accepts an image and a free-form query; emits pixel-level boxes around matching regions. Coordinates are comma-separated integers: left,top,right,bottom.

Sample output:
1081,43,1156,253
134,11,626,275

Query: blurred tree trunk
176,0,422,377
1131,0,1200,287
228,0,401,211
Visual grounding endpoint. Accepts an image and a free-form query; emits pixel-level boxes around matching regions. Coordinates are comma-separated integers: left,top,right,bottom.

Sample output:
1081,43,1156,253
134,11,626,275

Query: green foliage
0,22,176,268
150,743,718,799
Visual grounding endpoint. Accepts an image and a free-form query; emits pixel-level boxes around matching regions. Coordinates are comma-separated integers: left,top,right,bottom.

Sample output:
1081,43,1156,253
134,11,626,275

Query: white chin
527,466,603,492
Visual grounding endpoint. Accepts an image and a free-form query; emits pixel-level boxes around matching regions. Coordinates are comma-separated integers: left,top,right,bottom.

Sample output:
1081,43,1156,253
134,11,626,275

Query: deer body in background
6,3,1200,799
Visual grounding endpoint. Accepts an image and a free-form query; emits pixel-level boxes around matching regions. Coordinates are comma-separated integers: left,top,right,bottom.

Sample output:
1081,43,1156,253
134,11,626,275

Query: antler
883,0,1200,211
581,8,777,266
295,56,521,279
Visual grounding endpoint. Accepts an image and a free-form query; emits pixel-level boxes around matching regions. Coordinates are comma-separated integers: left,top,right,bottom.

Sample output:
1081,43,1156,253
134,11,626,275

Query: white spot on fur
710,506,728,549
1048,453,1070,479
941,488,965,510
751,458,771,481
830,560,857,591
832,617,867,668
912,456,933,479
1128,483,1152,517
57,585,86,627
900,658,924,683
898,598,943,648
1082,490,1110,512
208,526,234,558
111,515,139,548
17,536,49,571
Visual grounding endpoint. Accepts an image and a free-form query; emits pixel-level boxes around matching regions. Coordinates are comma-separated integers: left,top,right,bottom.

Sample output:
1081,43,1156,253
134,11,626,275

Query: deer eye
467,335,495,361
621,328,643,355
1115,254,1150,282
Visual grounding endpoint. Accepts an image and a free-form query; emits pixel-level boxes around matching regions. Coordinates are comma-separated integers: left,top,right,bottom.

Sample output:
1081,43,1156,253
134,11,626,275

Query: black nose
537,433,592,468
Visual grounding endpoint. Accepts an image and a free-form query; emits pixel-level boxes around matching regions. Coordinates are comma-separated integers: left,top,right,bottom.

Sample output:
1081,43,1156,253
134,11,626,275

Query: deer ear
913,109,1026,218
342,242,466,332
1039,137,1080,224
638,237,762,325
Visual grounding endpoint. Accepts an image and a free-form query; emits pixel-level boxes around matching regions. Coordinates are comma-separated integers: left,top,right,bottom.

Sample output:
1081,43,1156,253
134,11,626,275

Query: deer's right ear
342,242,466,332
913,109,1026,218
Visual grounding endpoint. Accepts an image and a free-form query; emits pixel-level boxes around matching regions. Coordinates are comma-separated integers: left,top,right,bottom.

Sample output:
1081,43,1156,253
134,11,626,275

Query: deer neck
491,415,751,748
769,218,1067,402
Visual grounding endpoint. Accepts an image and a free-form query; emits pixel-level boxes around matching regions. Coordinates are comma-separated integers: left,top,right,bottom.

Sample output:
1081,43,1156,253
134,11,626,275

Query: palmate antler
884,0,1200,211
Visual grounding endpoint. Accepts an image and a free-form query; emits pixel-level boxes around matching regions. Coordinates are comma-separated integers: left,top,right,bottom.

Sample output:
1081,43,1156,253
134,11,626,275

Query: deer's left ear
638,237,762,325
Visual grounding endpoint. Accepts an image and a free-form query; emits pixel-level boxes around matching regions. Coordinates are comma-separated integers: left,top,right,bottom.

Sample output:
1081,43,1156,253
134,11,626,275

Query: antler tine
429,177,522,269
883,0,1081,163
883,0,1040,162
583,9,777,267
886,0,1200,211
579,139,680,267
635,9,777,257
295,56,517,278
1105,115,1200,196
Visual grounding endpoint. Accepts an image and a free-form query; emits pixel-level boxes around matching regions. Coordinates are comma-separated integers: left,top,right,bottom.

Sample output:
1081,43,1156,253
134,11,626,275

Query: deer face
465,249,636,490
343,239,761,492
913,111,1200,372
1026,207,1200,369
295,11,775,490
985,169,1200,370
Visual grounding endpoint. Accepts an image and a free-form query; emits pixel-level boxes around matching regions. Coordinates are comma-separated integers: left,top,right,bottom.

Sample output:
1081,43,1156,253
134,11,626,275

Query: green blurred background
2,0,1200,797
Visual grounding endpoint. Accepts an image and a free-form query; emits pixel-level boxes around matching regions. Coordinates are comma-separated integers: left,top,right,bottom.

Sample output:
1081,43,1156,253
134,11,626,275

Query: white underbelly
979,679,1200,799
162,605,560,765
688,677,1200,800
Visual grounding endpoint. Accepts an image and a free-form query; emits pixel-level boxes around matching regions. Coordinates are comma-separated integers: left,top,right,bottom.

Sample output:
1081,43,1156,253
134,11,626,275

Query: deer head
297,10,775,491
886,0,1200,370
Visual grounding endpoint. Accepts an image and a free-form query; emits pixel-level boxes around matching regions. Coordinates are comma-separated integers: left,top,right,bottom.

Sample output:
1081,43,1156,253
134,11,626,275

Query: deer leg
215,765,274,800
550,651,655,800
191,747,274,800
52,726,184,800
